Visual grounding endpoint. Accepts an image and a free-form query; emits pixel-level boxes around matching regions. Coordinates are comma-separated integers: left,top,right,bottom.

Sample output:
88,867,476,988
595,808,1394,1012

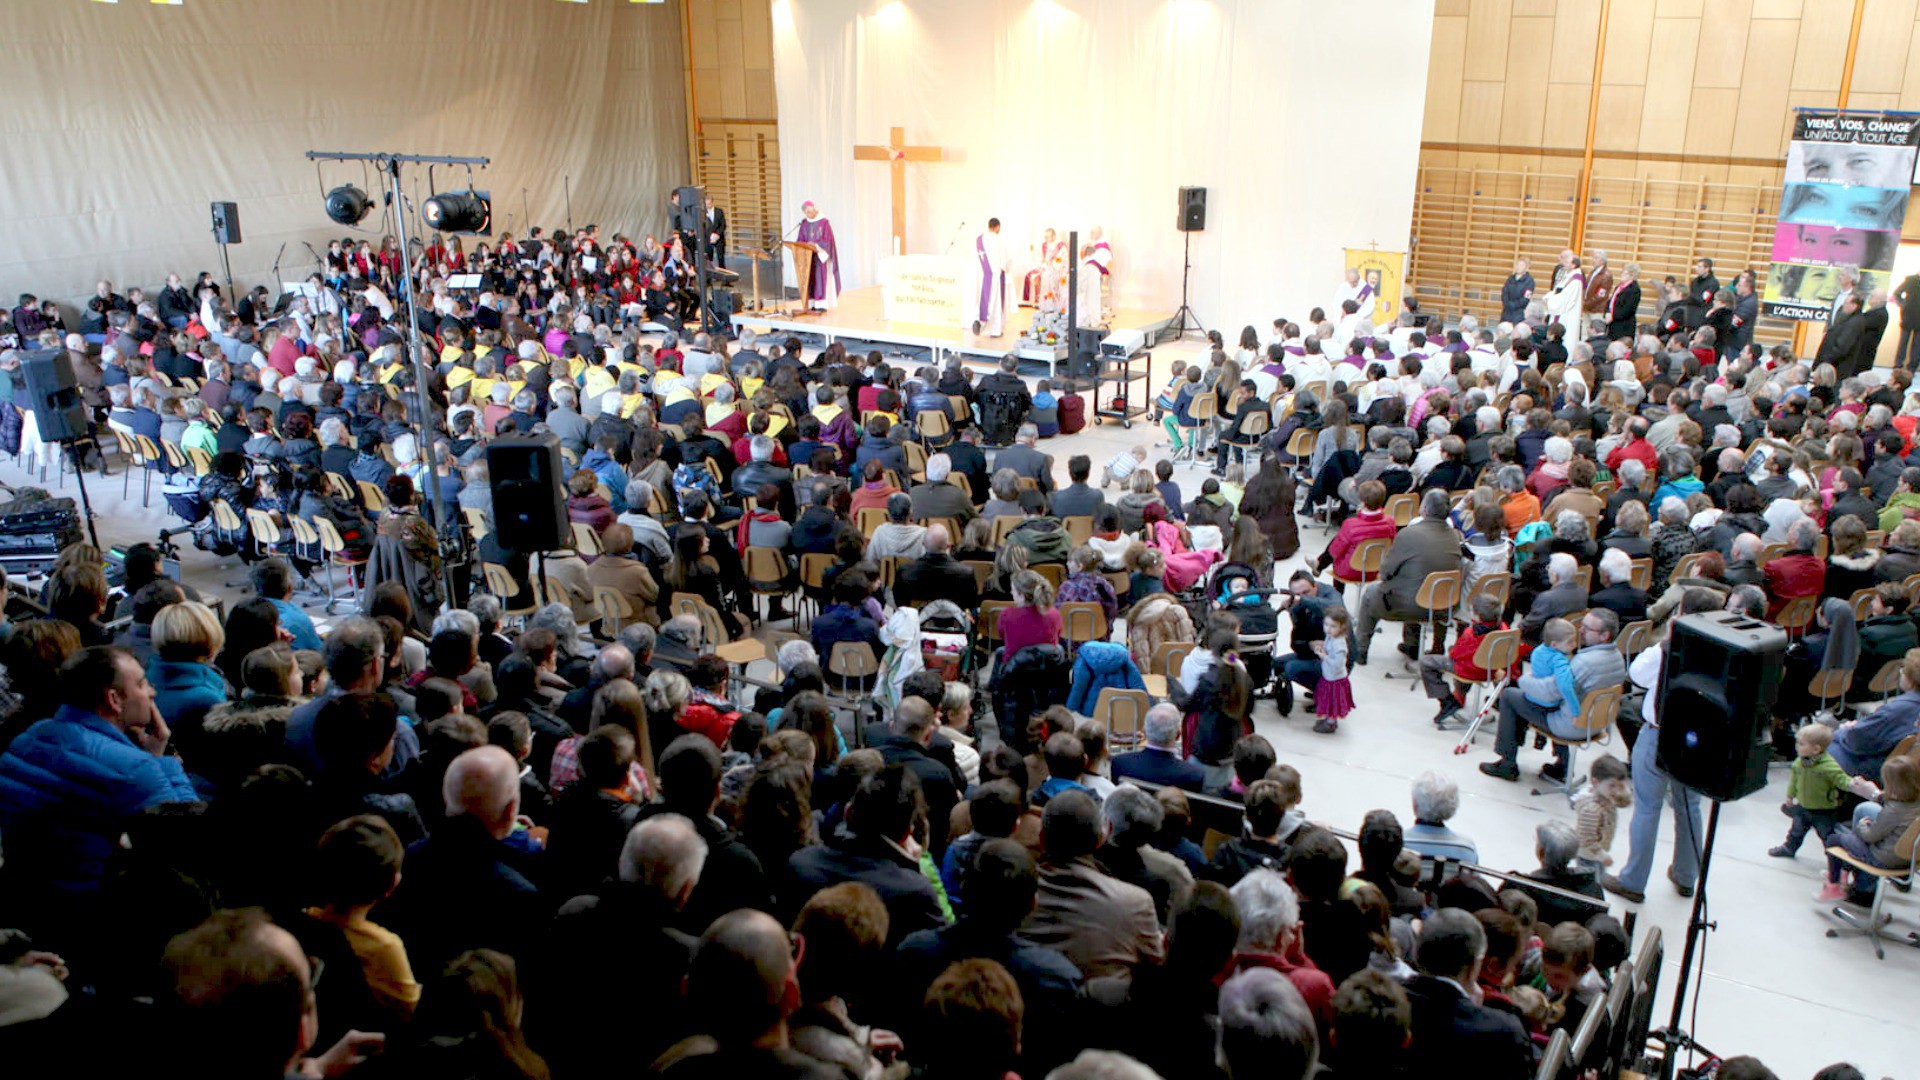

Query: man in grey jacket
1356,490,1461,665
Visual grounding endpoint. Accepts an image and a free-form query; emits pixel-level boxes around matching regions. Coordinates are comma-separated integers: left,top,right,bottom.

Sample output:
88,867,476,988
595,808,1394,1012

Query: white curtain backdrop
771,0,1433,332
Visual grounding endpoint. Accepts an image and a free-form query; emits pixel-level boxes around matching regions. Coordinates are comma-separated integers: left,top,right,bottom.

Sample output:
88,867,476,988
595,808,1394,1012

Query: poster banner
1763,109,1920,321
1344,248,1406,326
879,254,971,327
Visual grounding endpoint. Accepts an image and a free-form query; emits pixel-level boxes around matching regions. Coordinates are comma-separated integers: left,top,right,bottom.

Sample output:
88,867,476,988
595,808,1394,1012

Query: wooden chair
1851,587,1879,622
1810,667,1855,718
1285,427,1317,461
463,506,490,540
977,600,1012,658
964,559,995,590
593,586,636,636
1824,814,1920,959
990,515,1025,546
1059,602,1109,652
828,641,881,717
481,561,539,620
1615,620,1654,660
112,430,149,503
1401,570,1462,680
902,440,928,482
798,552,836,626
1451,629,1522,748
309,517,365,614
1867,659,1906,703
1385,493,1417,528
856,507,888,538
1592,479,1619,500
1176,393,1217,462
915,408,953,447
1670,553,1710,582
674,592,767,669
876,556,906,593
185,445,214,477
160,440,190,477
244,508,283,563
1758,542,1788,566
1063,516,1094,546
948,395,972,425
1776,595,1820,638
1142,640,1197,699
1464,571,1512,615
1032,562,1065,590
743,546,792,623
1573,565,1593,593
1093,687,1152,751
1332,537,1389,608
570,522,603,556
1628,558,1653,591
1534,685,1624,800
357,480,389,515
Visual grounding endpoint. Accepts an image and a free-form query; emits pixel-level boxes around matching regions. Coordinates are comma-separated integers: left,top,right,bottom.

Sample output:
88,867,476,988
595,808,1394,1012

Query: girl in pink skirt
1314,607,1355,734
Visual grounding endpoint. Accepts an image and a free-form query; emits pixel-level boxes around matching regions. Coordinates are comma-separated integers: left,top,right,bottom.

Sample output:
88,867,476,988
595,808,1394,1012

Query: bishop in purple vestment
797,201,840,310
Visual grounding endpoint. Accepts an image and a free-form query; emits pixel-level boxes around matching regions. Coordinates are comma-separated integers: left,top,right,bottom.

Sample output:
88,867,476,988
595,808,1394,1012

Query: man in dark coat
784,765,947,947
1402,910,1533,1080
894,524,981,609
633,735,773,931
1857,289,1891,373
1820,293,1867,377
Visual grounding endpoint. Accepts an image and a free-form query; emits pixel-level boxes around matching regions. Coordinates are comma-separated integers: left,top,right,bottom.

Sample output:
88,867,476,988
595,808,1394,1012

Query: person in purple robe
797,201,840,310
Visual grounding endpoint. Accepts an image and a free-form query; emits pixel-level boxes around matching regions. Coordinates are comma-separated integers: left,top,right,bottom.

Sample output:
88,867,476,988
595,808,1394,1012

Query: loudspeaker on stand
486,436,568,553
1656,610,1787,802
1177,186,1207,232
18,348,90,444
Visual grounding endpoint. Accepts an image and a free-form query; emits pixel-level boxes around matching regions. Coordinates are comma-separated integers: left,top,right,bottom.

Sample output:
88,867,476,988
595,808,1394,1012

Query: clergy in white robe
975,218,1010,337
1544,249,1584,326
1076,246,1105,328
1335,267,1374,315
1089,226,1113,304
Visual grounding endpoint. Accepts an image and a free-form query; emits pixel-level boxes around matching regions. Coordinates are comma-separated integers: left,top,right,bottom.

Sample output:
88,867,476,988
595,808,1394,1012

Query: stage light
324,184,372,226
423,190,492,234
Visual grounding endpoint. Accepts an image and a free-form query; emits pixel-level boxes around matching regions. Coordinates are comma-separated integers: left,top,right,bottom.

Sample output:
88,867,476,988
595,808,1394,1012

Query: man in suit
895,525,981,610
1581,249,1613,321
1110,704,1209,792
946,426,993,504
1858,289,1891,373
908,453,979,523
1402,909,1533,1079
701,195,727,263
1682,257,1719,330
1050,454,1107,521
1356,490,1462,666
993,424,1055,495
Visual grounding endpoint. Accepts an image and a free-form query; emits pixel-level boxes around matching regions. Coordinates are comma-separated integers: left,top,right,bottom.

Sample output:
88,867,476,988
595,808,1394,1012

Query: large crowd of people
0,235,1908,1080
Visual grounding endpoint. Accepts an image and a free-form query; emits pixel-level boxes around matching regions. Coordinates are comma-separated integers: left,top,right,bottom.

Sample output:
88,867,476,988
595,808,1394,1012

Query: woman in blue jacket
146,600,233,745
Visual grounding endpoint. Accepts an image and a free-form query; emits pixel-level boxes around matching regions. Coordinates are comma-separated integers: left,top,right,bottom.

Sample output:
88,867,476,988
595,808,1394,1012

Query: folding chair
1534,685,1624,801
1449,628,1521,747
1092,687,1152,751
1059,602,1109,654
312,517,367,615
1824,815,1920,959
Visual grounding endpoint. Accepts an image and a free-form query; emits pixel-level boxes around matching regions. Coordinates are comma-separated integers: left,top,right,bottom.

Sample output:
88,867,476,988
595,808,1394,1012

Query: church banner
1762,109,1919,321
879,254,972,327
1344,248,1406,326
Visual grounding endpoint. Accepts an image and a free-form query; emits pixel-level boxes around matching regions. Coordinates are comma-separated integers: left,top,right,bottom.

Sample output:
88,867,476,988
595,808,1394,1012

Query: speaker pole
60,439,101,551
1650,799,1722,1080
381,155,460,609
1168,228,1205,341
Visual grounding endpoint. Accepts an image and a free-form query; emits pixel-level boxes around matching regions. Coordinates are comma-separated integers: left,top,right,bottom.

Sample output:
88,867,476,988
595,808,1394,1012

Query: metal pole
382,156,459,610
1654,798,1721,1079
1067,228,1079,389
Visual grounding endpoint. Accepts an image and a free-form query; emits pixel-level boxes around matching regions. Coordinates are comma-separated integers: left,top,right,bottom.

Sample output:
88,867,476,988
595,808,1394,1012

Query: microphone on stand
944,221,967,256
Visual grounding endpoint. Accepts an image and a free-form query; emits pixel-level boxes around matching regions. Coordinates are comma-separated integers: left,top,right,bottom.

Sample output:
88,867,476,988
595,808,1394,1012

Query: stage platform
729,285,1176,378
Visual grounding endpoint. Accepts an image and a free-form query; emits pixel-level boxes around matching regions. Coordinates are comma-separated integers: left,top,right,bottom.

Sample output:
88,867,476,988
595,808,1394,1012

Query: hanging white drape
771,0,1433,332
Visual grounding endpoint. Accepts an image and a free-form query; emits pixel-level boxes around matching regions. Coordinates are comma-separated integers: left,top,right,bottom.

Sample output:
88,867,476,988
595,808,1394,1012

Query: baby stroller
920,600,973,682
1210,561,1280,695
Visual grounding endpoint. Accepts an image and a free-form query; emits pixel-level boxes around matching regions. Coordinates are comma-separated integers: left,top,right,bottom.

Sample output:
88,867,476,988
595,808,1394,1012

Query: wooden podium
782,240,818,317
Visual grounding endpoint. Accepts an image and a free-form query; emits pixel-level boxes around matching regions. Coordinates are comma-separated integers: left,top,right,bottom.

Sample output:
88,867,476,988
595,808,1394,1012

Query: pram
1209,561,1280,694
919,600,973,682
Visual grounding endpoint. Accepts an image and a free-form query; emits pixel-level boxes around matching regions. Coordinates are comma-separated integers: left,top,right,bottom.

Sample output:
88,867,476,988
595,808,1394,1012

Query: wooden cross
854,126,946,256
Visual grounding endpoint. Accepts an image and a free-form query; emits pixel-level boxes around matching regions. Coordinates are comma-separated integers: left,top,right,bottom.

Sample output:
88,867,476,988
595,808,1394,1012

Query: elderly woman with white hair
1405,770,1478,862
1650,495,1701,592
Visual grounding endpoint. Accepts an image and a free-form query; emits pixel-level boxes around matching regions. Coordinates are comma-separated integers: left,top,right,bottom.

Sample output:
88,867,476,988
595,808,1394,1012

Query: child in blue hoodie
1030,379,1060,437
1480,618,1579,781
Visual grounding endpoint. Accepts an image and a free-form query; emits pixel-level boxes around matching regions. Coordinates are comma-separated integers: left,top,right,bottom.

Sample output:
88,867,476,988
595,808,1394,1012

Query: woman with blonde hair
147,600,230,732
999,569,1062,653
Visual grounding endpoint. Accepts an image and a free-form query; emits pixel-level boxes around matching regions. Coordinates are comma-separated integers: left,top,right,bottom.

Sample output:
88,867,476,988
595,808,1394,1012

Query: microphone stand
943,220,968,256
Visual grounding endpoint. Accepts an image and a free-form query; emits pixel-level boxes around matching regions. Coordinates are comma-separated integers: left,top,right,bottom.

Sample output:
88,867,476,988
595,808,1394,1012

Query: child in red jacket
1424,593,1508,726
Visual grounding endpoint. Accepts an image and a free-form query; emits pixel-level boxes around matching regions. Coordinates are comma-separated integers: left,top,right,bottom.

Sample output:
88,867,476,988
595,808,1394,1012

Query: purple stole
1092,241,1111,276
1284,344,1306,357
977,235,1003,320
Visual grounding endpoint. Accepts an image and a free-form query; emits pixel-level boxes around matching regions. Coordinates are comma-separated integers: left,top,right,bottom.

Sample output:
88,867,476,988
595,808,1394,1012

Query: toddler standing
1770,723,1851,859
1572,753,1630,873
1102,444,1147,489
1313,607,1354,734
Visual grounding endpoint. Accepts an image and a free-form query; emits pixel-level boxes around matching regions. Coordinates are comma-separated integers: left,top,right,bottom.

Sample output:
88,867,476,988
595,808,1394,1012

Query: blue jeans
1619,721,1703,891
1278,654,1319,690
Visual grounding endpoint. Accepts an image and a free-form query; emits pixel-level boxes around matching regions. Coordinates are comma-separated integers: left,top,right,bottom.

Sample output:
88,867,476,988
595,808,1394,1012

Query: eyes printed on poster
1785,141,1914,190
1768,224,1897,269
1778,183,1908,231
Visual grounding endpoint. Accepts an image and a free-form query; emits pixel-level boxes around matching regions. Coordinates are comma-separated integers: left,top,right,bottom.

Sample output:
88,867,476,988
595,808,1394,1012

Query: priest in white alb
974,217,1009,337
1335,267,1374,314
1089,226,1113,305
1076,244,1106,328
1543,248,1584,326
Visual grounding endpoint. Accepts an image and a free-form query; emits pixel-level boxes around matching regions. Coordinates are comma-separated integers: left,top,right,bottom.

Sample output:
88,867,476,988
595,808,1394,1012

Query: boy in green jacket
1770,723,1851,858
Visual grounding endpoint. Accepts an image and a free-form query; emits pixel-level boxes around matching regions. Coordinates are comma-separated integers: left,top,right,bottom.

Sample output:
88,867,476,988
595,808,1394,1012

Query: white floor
6,334,1912,1079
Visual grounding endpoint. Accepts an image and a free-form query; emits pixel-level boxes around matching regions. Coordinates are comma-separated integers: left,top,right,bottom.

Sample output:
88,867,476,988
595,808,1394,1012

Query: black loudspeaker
18,348,89,443
211,201,242,244
1656,611,1788,802
672,186,704,235
486,436,568,553
1177,186,1207,232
